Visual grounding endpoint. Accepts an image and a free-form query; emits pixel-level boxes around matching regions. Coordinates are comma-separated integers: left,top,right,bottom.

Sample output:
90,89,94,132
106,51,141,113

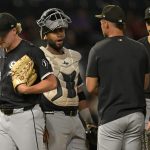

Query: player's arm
86,77,98,95
16,74,57,94
144,44,150,90
77,75,94,124
78,88,97,143
78,85,92,122
146,115,150,131
145,73,150,90
86,46,99,95
79,100,95,124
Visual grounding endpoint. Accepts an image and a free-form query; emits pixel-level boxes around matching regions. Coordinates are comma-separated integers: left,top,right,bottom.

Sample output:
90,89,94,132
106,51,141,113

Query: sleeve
0,48,5,81
137,37,143,43
77,74,86,101
143,45,150,74
30,47,53,80
86,47,99,77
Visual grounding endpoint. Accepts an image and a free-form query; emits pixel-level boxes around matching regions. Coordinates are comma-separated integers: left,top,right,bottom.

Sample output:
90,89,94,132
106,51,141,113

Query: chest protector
40,46,81,107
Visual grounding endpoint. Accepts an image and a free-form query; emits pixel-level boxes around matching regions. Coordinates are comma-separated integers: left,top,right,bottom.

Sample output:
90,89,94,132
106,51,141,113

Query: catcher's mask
37,8,71,39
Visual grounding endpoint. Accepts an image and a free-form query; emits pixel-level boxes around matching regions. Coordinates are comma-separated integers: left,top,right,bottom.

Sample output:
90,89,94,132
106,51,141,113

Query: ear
105,21,109,29
12,28,17,34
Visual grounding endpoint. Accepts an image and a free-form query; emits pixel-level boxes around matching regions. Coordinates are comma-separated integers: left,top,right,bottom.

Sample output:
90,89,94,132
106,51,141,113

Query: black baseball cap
0,13,17,37
95,5,126,24
145,7,150,20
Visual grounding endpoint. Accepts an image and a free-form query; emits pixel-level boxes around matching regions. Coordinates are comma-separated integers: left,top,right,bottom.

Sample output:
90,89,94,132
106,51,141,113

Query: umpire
86,5,150,150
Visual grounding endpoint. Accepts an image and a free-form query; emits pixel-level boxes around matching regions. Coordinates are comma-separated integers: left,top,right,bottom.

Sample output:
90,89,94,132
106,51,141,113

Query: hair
115,23,125,30
111,22,126,33
15,23,22,34
145,19,150,25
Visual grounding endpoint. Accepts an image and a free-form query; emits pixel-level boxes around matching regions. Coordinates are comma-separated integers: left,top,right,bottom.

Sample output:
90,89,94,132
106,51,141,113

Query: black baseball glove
85,124,98,146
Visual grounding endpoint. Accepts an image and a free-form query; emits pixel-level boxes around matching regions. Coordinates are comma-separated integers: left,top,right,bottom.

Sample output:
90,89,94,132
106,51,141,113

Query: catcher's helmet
37,8,71,38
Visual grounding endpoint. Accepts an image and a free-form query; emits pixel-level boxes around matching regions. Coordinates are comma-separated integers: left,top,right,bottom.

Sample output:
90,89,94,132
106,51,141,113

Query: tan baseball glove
11,55,37,90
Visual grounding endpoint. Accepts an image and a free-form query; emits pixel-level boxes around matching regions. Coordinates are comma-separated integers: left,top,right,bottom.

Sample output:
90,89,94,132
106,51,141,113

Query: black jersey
0,40,53,108
138,36,150,98
86,36,149,125
0,48,5,81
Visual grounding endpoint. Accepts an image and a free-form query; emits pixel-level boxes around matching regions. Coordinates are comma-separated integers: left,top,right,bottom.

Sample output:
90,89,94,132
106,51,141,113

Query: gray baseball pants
97,112,144,150
0,104,46,150
45,111,87,150
145,98,150,128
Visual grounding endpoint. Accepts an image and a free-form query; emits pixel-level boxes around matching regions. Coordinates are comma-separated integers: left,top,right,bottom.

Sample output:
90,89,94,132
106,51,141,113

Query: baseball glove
85,123,98,146
11,55,37,90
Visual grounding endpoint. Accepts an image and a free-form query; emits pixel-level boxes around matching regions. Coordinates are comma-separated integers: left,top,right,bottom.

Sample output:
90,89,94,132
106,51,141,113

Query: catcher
0,13,57,150
37,8,96,150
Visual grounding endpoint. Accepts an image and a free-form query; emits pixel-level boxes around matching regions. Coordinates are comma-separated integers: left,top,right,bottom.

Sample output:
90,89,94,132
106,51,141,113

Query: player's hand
146,121,150,130
16,84,28,94
43,127,49,144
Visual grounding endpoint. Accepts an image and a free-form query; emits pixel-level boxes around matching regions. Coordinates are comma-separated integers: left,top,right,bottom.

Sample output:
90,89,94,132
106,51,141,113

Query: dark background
1,0,149,69
1,0,149,76
1,0,149,50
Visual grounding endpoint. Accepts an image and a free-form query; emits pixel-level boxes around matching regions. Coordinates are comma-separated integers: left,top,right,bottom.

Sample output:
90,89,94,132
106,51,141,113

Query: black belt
0,105,34,116
63,110,77,116
47,110,78,116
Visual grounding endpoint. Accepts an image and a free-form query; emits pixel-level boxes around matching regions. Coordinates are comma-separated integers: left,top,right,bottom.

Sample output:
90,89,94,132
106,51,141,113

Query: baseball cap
145,7,150,20
95,5,126,24
0,13,17,37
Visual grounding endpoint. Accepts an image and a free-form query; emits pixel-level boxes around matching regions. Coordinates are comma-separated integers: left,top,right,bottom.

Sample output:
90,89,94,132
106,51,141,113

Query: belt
46,110,78,116
63,110,77,116
0,105,34,116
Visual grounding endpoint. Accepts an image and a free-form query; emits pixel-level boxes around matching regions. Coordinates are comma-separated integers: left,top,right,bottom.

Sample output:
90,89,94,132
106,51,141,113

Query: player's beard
47,39,63,52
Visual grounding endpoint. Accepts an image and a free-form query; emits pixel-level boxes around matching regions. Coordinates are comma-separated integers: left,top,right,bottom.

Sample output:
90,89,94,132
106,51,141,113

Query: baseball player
138,7,150,150
37,8,94,150
0,13,57,150
86,5,149,150
0,47,4,81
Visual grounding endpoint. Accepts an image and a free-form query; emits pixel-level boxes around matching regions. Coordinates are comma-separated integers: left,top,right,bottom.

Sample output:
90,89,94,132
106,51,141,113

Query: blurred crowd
0,0,149,46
